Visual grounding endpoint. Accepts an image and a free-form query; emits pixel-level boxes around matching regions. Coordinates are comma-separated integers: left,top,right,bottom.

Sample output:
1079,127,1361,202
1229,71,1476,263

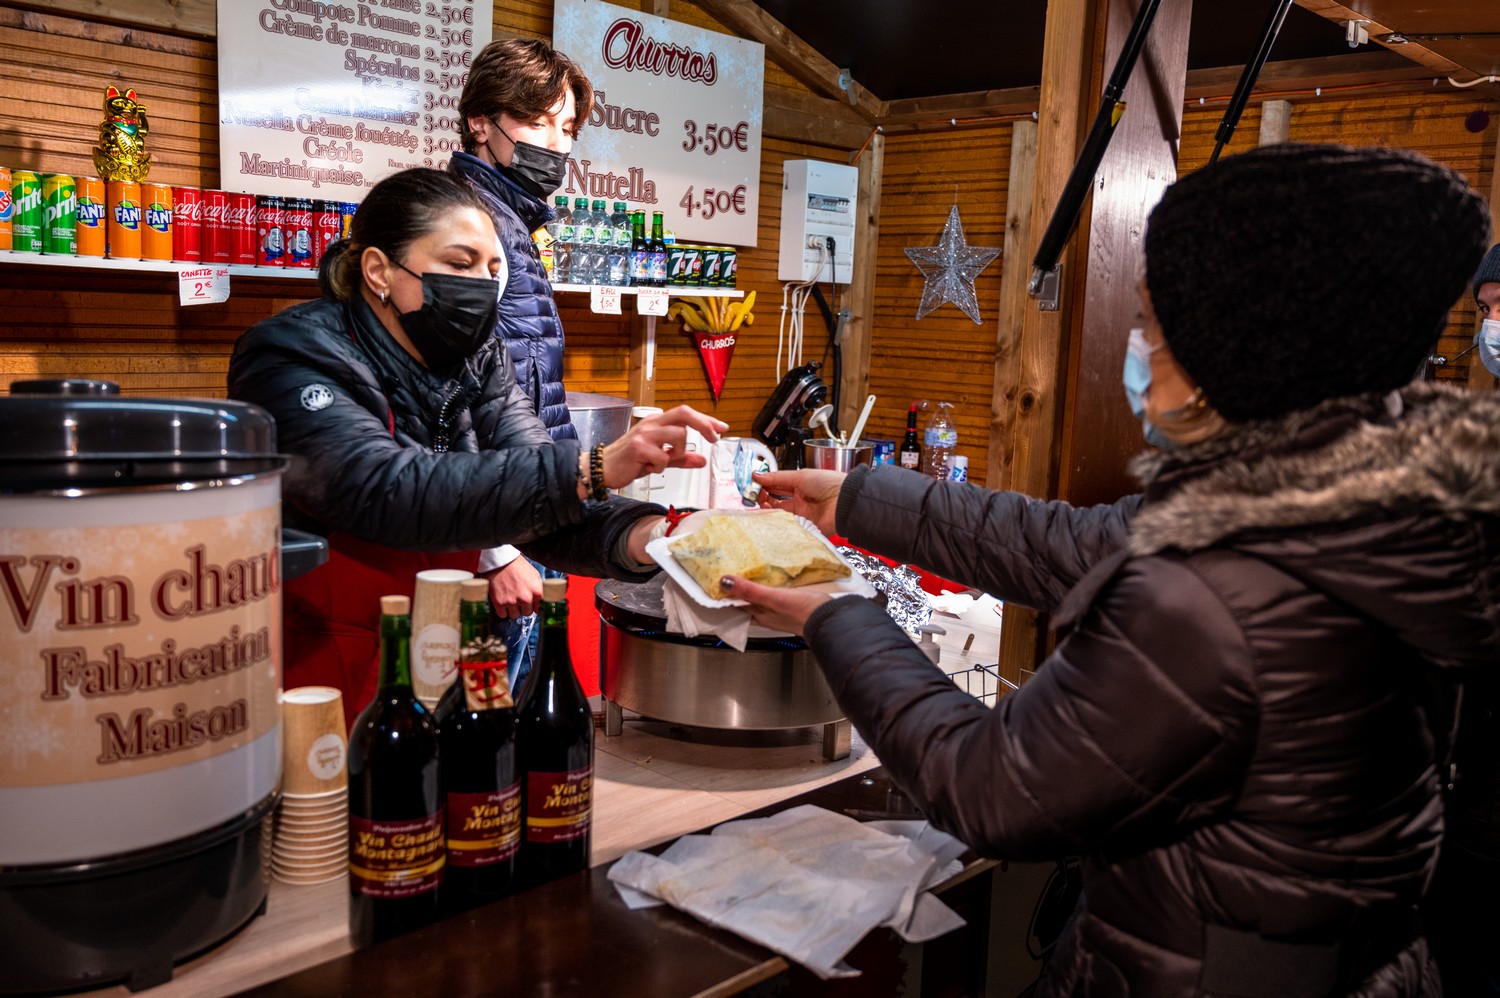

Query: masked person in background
729,144,1500,996
228,168,724,716
449,37,589,692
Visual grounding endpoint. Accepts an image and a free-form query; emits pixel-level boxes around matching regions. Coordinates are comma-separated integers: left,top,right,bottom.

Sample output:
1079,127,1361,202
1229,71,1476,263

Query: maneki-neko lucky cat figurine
92,85,152,182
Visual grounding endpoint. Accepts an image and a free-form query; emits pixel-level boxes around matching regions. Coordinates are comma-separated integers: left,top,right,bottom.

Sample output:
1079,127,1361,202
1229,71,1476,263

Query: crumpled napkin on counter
661,576,755,651
607,804,968,979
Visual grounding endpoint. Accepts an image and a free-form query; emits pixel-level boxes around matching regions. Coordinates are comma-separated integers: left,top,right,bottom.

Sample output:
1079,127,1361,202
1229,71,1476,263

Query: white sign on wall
554,0,763,247
216,0,492,200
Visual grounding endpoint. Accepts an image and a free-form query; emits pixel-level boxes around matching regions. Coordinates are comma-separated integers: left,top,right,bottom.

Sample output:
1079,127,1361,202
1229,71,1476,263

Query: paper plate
646,508,876,610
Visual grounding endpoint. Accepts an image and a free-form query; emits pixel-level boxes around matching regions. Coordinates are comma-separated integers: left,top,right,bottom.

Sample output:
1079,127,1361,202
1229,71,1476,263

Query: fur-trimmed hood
1128,381,1500,671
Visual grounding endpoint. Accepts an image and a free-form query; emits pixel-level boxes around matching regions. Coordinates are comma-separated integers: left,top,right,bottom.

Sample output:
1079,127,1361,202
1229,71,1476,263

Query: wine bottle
348,595,444,948
646,211,668,288
439,579,520,912
899,403,922,470
516,577,593,886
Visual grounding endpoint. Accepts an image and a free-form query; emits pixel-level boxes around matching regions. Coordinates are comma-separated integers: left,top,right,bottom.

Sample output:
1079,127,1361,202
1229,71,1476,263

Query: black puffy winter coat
806,383,1500,997
450,151,576,440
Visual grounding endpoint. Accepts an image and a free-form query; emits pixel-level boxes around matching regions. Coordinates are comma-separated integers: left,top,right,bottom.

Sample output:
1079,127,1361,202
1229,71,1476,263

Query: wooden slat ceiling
745,0,1500,102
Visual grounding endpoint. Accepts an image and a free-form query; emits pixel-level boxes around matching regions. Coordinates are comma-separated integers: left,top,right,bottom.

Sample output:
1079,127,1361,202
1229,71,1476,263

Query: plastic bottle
552,197,574,285
570,196,592,285
922,401,958,481
607,201,630,286
586,200,607,286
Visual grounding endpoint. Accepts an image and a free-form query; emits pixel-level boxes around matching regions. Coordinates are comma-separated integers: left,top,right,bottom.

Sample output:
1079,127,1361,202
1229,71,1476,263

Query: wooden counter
83,612,1003,998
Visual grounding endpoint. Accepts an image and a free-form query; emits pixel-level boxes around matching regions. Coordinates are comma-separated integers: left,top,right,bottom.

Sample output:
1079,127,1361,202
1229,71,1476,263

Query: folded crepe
667,510,851,600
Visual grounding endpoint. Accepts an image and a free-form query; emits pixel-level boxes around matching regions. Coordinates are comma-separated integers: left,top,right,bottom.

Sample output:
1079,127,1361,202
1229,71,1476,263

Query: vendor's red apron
283,530,477,723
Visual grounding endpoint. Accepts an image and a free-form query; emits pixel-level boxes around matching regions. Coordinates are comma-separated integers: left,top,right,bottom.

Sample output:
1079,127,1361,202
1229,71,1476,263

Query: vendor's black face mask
488,118,570,199
388,260,499,375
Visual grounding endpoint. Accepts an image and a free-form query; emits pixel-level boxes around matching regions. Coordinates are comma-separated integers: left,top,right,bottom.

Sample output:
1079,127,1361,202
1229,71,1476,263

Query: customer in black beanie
722,141,1500,997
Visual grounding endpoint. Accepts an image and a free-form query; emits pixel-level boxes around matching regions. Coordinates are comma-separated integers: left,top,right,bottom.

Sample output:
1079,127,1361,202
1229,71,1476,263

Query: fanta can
75,176,106,256
141,181,173,261
107,180,142,259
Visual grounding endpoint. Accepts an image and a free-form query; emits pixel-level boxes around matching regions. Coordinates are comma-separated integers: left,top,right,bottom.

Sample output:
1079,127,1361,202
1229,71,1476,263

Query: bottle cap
380,594,410,615
542,577,568,601
460,578,489,600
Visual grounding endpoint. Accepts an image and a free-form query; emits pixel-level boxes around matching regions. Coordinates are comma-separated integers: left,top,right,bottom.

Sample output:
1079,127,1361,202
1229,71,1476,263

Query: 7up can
11,170,43,253
42,173,76,255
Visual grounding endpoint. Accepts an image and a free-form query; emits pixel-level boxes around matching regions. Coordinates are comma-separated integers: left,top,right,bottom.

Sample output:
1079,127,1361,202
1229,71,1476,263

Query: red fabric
282,531,477,726
567,574,603,698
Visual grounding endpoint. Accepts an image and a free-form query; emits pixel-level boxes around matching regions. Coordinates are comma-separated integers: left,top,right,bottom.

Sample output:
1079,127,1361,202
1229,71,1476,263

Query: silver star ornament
904,206,1000,324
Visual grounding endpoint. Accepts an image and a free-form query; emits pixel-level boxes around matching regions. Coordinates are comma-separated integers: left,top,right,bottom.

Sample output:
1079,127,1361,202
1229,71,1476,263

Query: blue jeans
501,562,563,696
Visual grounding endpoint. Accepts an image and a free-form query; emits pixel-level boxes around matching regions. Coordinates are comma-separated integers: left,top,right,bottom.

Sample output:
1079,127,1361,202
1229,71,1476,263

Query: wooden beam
1294,0,1500,99
688,0,882,122
764,87,872,149
837,131,884,434
995,0,1097,687
881,86,1043,129
987,118,1038,496
1184,49,1435,101
17,0,214,37
628,316,659,409
1258,99,1292,145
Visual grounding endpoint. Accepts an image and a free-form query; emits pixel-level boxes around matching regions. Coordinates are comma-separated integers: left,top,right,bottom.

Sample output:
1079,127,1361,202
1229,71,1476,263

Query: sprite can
11,170,43,253
42,173,77,255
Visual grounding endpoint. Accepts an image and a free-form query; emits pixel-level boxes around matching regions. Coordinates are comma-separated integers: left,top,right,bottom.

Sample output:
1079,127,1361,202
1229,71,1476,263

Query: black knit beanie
1474,242,1500,300
1144,142,1490,422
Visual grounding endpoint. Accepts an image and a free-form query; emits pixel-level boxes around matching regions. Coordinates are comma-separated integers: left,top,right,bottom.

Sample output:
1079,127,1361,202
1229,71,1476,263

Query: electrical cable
778,243,828,377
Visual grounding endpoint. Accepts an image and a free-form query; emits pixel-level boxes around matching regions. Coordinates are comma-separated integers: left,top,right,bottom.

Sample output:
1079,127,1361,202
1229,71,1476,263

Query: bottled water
922,401,958,481
572,197,595,285
607,201,631,286
553,198,575,285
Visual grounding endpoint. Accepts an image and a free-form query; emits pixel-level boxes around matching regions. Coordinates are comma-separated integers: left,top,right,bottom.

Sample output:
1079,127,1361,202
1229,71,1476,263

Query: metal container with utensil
804,438,875,471
565,392,634,453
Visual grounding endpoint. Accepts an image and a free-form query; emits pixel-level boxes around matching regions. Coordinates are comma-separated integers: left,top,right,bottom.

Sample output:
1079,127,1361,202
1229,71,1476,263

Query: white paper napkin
661,576,755,652
608,804,968,979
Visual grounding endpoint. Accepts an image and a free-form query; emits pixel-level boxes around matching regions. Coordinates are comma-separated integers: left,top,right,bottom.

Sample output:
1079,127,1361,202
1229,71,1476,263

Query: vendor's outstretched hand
605,405,728,489
719,575,832,638
751,469,846,536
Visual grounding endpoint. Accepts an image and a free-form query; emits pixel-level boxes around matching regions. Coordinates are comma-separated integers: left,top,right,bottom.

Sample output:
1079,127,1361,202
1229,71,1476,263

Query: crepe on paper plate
647,508,875,609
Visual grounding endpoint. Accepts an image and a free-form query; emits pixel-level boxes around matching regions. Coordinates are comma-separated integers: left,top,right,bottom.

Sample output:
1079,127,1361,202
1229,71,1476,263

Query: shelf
551,283,742,297
0,250,318,280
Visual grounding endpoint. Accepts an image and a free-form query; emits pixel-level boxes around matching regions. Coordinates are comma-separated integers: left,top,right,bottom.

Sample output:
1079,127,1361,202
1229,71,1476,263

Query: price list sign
554,0,763,247
216,0,493,200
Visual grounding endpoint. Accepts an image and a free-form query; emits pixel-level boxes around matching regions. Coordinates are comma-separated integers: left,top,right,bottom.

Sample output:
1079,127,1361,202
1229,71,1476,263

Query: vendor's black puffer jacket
806,383,1500,997
227,293,654,571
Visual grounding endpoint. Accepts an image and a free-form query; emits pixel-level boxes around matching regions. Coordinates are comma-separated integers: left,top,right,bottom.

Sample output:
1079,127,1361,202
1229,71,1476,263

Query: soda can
699,246,722,288
74,176,106,257
141,181,173,261
284,197,314,269
0,166,12,251
256,195,285,267
340,201,357,239
230,193,257,266
948,455,969,483
719,246,738,289
106,179,142,259
312,199,341,264
202,189,232,264
12,170,43,253
682,245,703,285
666,243,689,286
171,186,201,262
41,173,76,255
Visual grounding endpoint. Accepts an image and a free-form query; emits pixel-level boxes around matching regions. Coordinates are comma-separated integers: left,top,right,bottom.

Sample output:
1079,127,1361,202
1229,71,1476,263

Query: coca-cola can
230,193,257,266
202,189,232,264
255,196,284,268
171,186,202,263
284,197,314,269
312,200,341,264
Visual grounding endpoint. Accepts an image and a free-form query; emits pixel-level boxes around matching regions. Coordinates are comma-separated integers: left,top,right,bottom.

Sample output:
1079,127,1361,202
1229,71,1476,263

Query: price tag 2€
637,287,669,316
590,285,622,314
178,266,230,306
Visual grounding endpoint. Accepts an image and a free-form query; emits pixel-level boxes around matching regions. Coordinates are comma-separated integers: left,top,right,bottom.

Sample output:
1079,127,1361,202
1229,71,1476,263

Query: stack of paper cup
273,686,348,885
410,568,474,709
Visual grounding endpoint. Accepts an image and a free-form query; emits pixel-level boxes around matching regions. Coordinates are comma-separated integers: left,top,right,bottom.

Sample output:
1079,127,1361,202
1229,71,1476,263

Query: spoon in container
808,403,839,442
848,394,877,449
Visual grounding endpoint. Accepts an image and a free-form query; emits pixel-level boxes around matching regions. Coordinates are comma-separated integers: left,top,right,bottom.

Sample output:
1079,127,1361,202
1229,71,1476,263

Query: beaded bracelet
588,442,609,501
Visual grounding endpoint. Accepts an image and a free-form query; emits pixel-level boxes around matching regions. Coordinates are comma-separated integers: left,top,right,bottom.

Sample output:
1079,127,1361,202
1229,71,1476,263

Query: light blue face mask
1476,319,1500,378
1122,327,1173,450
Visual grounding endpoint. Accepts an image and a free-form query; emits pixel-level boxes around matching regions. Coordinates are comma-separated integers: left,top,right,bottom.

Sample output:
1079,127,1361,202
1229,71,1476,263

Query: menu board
554,0,763,247
216,0,493,201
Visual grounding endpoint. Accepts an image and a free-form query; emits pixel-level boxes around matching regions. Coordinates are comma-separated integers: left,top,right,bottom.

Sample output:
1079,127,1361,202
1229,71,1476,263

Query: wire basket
945,661,1018,706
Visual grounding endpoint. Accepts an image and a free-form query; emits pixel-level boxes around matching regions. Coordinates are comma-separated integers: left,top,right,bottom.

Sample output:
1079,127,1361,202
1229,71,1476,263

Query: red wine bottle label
524,766,593,844
348,812,445,898
446,782,521,867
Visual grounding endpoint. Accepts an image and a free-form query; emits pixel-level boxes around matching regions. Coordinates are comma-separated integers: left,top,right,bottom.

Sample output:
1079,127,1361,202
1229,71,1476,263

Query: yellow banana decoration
670,290,754,333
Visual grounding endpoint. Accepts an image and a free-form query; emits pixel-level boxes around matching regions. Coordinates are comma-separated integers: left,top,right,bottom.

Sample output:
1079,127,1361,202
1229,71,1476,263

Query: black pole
1029,0,1164,295
1209,0,1295,164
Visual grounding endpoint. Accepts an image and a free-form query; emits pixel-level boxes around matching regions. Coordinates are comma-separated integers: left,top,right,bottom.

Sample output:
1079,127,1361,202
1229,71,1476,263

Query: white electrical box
778,159,858,284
